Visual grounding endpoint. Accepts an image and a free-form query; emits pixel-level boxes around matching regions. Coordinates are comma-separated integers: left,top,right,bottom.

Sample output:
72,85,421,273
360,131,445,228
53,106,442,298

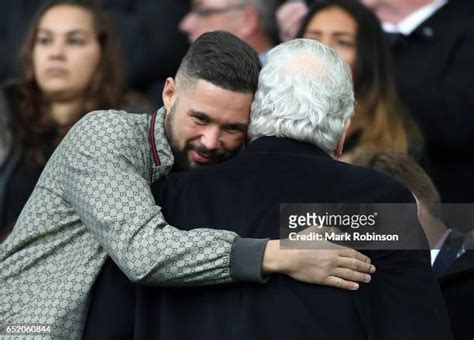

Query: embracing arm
60,110,373,288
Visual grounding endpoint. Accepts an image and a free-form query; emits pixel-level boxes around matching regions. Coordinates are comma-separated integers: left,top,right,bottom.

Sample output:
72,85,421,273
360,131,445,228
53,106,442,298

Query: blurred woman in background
296,0,422,163
0,0,149,241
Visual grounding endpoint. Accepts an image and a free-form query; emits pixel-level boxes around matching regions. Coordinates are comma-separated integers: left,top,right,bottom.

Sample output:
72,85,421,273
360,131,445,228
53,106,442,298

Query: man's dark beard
171,142,240,171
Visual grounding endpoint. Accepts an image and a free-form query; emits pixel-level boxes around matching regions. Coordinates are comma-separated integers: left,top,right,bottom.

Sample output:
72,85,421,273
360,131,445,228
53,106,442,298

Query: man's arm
61,110,373,288
60,111,240,286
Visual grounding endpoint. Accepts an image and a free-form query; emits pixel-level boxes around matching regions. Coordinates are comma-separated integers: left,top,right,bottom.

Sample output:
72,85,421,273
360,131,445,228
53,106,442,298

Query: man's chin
176,149,239,170
189,159,216,169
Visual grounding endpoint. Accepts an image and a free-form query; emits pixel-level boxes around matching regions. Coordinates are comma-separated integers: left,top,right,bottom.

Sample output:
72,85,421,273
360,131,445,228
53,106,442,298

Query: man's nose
200,127,222,151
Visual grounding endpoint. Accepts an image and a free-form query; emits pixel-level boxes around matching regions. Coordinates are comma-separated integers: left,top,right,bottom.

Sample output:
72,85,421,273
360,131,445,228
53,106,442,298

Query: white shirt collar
430,228,452,266
382,0,448,36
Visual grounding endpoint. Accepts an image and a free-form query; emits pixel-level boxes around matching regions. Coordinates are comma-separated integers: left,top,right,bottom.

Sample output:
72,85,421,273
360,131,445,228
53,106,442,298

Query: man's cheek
228,136,246,151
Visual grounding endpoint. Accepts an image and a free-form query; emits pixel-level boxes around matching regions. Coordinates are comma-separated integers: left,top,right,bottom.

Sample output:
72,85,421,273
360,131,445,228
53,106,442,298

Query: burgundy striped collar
149,111,161,166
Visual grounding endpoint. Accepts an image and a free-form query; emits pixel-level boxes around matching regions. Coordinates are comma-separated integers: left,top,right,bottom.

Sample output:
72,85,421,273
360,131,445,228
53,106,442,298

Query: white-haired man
88,39,452,339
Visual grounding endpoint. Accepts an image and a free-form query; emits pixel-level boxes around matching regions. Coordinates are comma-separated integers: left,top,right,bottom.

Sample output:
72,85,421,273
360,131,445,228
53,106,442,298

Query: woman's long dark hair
297,0,421,153
14,0,126,164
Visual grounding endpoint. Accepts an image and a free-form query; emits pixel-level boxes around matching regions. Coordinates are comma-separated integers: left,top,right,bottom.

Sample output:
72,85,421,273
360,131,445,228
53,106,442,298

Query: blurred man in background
361,0,474,203
180,0,280,60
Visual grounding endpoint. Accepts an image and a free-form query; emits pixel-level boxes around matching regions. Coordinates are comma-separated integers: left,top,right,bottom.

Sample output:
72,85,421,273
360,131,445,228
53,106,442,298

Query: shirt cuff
230,236,269,283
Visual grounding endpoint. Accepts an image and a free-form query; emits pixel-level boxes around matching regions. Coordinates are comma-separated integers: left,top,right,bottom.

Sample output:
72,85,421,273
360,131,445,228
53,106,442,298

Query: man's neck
418,206,449,249
377,0,435,25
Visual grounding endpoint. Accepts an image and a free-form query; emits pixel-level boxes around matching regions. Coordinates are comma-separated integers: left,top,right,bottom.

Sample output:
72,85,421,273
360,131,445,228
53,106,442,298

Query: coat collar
244,136,331,159
149,107,174,181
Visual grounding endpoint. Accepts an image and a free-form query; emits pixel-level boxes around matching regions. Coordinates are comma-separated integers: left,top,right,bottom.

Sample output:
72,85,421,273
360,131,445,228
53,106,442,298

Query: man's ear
334,118,352,158
162,77,177,111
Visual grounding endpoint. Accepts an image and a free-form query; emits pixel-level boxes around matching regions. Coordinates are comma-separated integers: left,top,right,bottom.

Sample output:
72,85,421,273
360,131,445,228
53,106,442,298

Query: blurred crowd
1,0,473,230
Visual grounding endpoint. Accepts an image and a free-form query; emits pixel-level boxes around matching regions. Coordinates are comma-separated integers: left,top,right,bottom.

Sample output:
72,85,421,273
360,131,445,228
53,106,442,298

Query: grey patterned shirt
0,109,267,339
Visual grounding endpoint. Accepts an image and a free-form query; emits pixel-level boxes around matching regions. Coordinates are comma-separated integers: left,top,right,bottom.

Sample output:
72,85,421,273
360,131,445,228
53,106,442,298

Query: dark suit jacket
438,234,474,340
389,0,474,202
129,137,450,340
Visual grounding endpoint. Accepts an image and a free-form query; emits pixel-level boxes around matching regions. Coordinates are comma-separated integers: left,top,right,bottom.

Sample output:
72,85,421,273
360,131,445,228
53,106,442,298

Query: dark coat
84,137,452,339
131,136,451,340
388,0,474,202
437,232,474,340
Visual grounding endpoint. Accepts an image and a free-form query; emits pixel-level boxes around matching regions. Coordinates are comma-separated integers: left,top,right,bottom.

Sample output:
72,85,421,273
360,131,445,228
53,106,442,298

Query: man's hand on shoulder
262,229,375,290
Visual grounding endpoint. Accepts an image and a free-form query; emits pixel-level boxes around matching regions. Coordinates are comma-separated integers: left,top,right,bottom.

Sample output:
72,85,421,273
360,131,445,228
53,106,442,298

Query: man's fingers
331,267,371,284
324,276,359,291
339,248,372,264
338,256,375,274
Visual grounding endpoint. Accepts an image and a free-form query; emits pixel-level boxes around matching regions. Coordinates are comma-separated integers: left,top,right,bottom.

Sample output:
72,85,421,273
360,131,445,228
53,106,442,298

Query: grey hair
248,38,355,153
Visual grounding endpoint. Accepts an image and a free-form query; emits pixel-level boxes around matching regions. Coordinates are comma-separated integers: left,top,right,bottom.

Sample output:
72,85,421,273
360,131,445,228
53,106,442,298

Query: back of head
352,151,441,206
248,38,354,153
176,31,261,93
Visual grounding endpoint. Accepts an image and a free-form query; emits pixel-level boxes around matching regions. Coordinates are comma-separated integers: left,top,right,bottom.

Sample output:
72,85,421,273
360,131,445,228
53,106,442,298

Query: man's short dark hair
176,31,261,93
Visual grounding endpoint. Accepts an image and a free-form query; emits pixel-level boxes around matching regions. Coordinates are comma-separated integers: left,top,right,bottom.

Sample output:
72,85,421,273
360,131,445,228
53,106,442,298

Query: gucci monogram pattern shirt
0,109,266,339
